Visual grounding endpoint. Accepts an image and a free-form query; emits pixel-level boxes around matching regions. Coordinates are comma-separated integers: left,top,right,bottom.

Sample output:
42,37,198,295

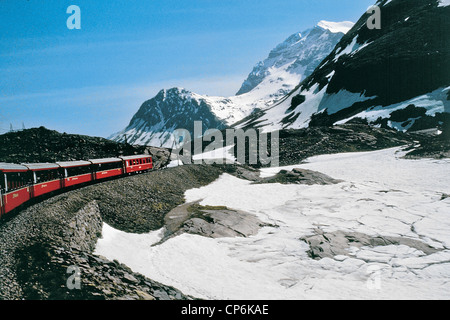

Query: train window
107,161,121,170
95,161,122,171
0,173,5,191
35,169,60,183
5,171,32,192
66,165,91,177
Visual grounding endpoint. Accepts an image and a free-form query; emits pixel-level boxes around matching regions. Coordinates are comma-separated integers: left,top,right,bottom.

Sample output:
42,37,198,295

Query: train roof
0,162,29,172
119,155,151,160
21,163,60,171
88,157,122,164
56,160,92,168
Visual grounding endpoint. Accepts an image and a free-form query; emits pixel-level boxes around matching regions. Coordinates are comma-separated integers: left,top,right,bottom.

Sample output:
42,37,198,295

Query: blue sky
0,0,374,138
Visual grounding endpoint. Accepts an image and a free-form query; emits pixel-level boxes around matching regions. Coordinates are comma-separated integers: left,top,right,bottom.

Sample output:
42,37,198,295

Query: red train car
56,160,93,188
120,155,153,174
22,163,62,198
0,163,32,217
90,157,124,180
1,154,153,220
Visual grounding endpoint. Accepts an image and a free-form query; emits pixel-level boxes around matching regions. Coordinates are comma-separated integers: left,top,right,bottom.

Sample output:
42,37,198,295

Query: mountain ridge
110,21,352,147
236,0,450,133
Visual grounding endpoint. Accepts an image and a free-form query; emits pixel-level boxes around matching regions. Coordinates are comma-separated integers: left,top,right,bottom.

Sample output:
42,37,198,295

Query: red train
0,154,153,218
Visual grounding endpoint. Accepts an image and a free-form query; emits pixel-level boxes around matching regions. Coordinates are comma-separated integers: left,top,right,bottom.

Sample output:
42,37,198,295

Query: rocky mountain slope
236,20,353,96
110,88,228,148
222,123,424,168
237,0,450,133
0,127,171,169
0,127,143,163
110,21,351,147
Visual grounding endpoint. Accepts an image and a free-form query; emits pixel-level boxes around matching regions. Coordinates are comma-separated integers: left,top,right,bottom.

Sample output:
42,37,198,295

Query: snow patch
167,159,184,168
318,90,377,115
334,87,450,126
334,36,359,62
192,145,236,163
438,0,450,7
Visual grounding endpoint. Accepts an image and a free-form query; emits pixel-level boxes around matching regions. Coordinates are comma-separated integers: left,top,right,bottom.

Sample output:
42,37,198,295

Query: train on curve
0,154,153,218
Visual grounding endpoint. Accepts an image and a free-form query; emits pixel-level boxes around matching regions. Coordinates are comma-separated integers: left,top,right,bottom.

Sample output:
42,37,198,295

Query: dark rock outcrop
255,168,343,185
159,202,268,243
0,126,144,164
300,229,441,260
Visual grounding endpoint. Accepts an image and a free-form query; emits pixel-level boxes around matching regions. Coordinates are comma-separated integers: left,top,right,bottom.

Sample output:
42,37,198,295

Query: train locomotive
0,154,152,218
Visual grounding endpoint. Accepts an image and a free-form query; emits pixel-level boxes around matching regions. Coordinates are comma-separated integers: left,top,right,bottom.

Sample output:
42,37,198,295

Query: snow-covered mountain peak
158,87,191,100
236,21,350,96
317,20,355,34
110,22,351,147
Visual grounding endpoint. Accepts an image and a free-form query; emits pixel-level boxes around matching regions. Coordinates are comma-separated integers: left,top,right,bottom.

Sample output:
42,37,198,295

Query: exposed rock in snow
159,201,266,243
254,168,343,185
301,229,441,260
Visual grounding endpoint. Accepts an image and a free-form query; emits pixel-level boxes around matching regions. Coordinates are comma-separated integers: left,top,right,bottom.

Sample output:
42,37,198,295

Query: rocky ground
403,131,450,159
212,123,448,167
272,124,420,166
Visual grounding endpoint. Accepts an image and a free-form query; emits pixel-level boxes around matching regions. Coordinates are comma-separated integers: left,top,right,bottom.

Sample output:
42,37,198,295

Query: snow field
95,147,450,299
